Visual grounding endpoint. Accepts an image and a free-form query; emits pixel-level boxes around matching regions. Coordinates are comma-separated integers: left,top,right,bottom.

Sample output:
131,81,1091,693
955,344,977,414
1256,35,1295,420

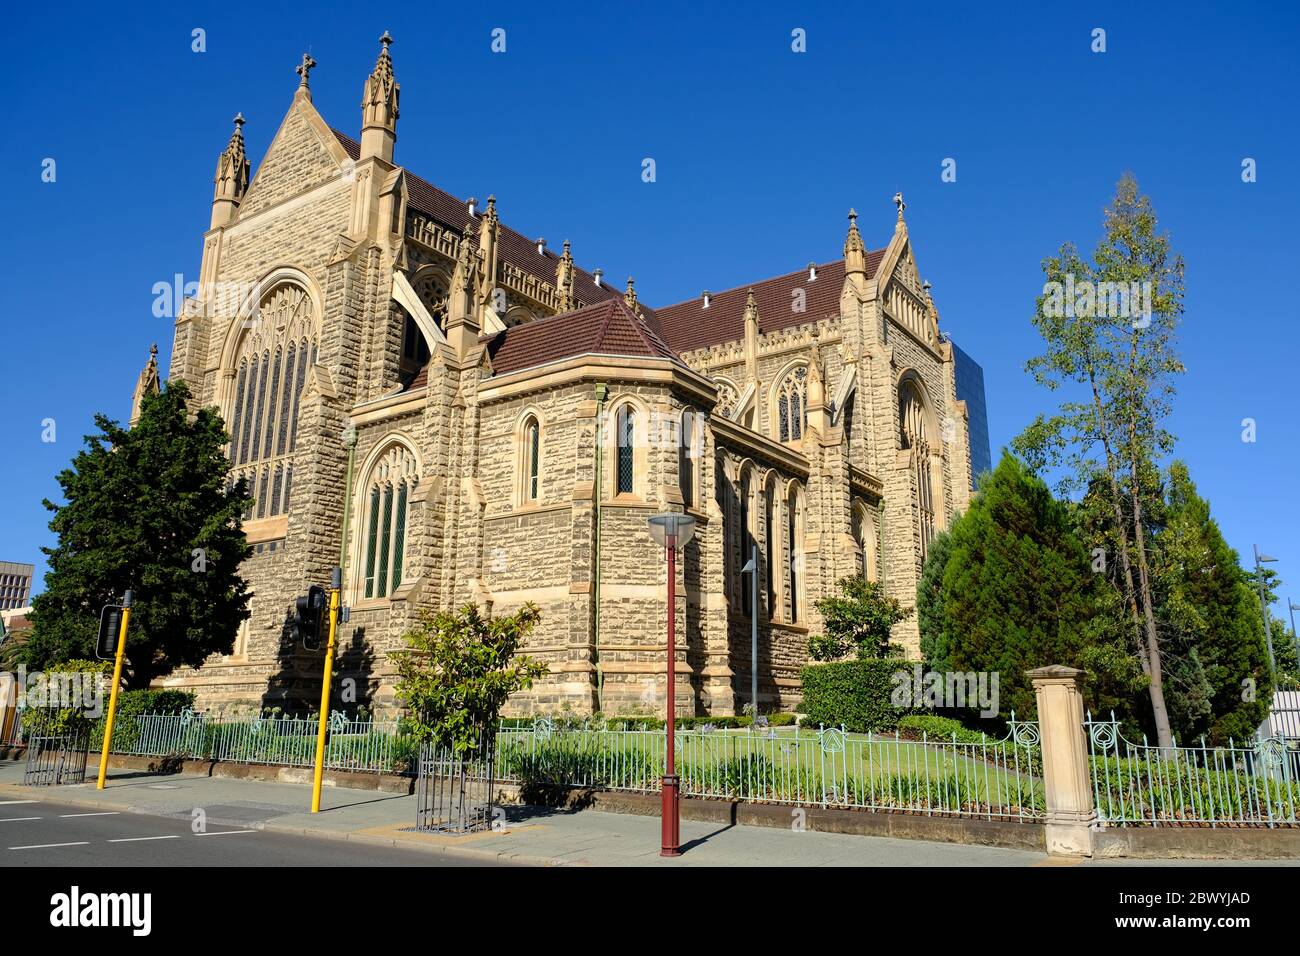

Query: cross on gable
296,52,317,88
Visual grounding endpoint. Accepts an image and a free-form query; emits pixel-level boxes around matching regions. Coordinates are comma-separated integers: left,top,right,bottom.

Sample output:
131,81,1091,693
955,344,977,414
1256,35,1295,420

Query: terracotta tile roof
488,298,682,376
333,129,885,379
333,130,618,308
653,252,884,353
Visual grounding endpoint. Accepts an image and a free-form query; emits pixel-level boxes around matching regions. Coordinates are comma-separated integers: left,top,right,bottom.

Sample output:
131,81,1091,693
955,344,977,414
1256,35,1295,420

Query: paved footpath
1,759,1284,867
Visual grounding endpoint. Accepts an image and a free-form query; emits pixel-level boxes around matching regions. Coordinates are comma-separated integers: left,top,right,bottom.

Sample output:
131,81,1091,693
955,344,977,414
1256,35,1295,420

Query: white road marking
107,835,180,843
59,811,121,818
194,829,257,836
9,842,90,850
0,817,42,822
0,800,38,806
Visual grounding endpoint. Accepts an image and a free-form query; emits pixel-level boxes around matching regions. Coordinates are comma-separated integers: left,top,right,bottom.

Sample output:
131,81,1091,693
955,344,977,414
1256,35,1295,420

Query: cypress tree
26,381,253,688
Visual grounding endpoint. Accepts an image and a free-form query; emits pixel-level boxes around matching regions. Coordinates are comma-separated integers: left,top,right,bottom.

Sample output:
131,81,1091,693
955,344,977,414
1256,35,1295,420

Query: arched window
841,392,856,458
787,484,804,622
853,501,878,582
739,468,755,617
777,366,808,443
764,475,778,618
899,378,937,563
679,409,697,509
616,404,635,495
361,443,419,600
714,380,738,418
227,283,317,519
520,415,541,503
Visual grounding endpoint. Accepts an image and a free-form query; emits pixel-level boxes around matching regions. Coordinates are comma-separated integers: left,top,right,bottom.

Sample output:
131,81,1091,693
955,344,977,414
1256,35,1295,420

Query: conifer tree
25,382,252,687
1153,462,1272,743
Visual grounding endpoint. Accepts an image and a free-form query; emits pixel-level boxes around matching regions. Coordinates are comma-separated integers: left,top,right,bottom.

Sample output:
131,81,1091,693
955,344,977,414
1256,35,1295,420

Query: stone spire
446,229,481,357
555,239,576,312
130,344,160,427
743,288,760,380
476,195,499,312
360,32,400,163
843,207,868,277
295,52,317,99
805,351,827,437
211,114,250,229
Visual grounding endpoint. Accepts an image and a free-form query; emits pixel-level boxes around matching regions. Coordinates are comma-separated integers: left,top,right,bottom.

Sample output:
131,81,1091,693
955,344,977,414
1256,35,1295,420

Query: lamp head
648,513,696,549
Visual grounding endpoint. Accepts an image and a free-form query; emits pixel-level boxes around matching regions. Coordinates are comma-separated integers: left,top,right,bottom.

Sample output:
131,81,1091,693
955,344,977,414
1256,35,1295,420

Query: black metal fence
415,737,497,834
23,729,91,786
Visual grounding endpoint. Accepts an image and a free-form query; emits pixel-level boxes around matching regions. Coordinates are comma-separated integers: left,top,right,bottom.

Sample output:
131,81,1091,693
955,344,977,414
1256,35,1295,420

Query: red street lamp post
648,512,696,858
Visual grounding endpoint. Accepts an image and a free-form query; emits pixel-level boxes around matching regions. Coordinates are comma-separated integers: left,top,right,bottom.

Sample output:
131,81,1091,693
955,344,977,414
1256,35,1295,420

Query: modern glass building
951,342,991,489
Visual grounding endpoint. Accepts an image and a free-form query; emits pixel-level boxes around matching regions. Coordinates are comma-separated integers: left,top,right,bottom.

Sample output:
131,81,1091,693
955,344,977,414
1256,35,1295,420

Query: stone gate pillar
1028,665,1097,857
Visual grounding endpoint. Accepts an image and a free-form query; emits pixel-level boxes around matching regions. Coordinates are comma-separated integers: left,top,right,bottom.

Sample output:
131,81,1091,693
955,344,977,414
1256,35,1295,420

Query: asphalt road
0,798,501,867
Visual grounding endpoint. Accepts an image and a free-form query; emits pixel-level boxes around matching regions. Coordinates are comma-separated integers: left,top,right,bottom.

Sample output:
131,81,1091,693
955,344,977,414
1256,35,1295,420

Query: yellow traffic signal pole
310,568,342,813
96,589,133,790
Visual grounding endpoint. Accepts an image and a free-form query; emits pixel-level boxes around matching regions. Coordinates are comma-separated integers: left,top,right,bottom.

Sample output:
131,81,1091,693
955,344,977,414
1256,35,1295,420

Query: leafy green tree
394,602,548,753
1153,463,1273,743
1014,173,1186,747
807,575,912,661
917,453,1140,720
25,382,252,687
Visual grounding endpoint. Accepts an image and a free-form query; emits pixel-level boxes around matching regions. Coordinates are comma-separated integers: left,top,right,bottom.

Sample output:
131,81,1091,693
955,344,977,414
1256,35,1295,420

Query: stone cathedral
138,37,974,717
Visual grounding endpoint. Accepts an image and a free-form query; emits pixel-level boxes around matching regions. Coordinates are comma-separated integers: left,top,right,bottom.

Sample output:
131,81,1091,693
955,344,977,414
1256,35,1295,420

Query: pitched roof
333,131,618,308
333,129,889,376
653,252,885,353
488,298,682,376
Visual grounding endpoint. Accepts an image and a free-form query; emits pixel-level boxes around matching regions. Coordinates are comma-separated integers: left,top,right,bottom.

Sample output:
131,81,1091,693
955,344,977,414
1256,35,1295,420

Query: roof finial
843,207,867,276
624,276,638,312
380,30,394,50
296,52,318,91
893,191,906,220
149,342,158,360
233,112,245,131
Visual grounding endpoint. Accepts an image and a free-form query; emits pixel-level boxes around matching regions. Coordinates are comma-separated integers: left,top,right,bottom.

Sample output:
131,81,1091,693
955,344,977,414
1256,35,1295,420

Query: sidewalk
0,757,1050,866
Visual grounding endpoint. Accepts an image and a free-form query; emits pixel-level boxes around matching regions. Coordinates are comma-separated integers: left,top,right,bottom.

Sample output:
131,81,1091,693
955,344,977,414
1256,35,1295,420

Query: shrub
799,658,911,733
22,659,109,737
897,714,991,745
116,689,196,717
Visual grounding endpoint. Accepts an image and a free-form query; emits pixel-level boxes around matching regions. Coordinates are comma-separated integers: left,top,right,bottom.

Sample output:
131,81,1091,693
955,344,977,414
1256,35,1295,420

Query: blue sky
1,1,1297,616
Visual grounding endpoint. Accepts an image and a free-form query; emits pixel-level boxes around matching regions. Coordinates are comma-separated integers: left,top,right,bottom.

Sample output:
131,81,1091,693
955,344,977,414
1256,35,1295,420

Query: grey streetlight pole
741,544,758,718
1253,545,1278,675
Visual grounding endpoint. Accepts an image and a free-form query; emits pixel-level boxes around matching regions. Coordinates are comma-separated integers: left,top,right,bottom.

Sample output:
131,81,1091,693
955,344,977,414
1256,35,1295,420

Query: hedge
799,658,911,733
897,714,991,745
499,713,798,731
115,689,197,717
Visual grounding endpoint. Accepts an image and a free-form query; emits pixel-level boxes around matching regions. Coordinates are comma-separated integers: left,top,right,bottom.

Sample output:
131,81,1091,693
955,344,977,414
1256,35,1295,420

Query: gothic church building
142,37,974,716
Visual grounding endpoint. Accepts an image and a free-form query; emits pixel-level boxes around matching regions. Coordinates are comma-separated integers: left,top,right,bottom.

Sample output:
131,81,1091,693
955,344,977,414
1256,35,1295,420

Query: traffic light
293,585,327,650
96,605,125,660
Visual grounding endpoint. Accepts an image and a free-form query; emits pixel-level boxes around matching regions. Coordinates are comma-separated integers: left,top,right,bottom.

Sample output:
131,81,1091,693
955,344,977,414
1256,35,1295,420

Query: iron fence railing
23,729,91,786
86,711,415,775
1086,712,1300,827
493,719,1045,821
85,711,1043,819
